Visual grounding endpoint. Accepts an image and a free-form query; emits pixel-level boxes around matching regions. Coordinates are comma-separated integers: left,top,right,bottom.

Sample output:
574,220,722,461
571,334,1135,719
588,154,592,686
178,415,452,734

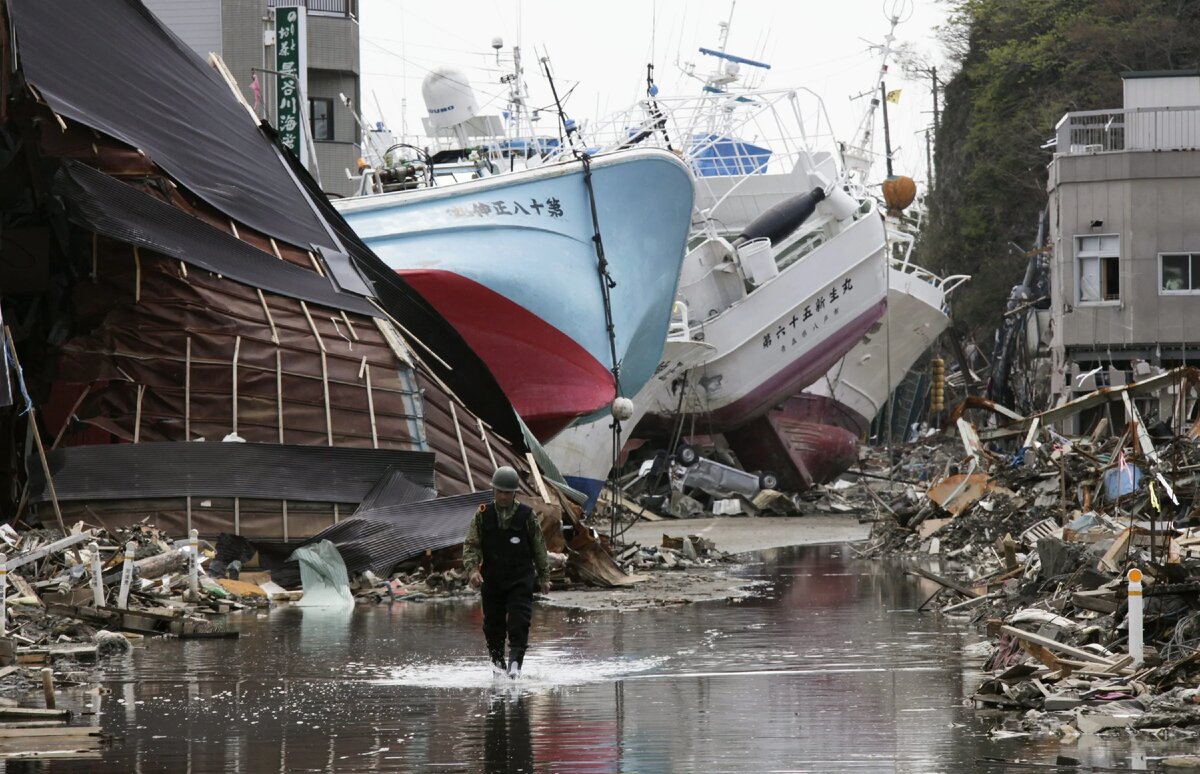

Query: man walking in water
464,466,551,679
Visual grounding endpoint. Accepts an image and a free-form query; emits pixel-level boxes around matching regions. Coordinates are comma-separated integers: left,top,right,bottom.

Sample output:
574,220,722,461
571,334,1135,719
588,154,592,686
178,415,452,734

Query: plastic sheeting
290,540,354,608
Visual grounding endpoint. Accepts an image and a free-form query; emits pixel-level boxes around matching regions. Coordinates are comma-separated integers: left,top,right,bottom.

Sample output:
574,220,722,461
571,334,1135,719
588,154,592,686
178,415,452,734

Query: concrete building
142,0,362,197
1047,71,1200,432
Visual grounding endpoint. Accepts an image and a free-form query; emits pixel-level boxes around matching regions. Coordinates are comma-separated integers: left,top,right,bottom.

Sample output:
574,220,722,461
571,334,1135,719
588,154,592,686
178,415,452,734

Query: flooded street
12,544,1197,773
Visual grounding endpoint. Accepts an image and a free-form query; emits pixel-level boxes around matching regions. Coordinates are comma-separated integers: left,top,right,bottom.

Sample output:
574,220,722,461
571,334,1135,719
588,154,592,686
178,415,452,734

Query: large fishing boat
334,148,695,440
728,212,969,489
543,37,890,500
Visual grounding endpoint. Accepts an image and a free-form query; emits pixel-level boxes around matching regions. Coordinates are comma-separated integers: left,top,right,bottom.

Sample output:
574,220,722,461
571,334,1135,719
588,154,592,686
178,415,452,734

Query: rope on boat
541,52,628,536
578,151,626,539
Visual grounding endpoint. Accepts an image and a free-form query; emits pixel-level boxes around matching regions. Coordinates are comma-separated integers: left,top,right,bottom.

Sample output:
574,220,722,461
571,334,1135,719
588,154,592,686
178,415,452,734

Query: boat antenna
538,50,582,153
843,0,912,185
645,63,675,152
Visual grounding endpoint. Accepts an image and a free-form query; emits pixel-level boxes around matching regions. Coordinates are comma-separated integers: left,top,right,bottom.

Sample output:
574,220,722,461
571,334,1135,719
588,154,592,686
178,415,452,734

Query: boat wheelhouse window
1075,234,1120,302
310,98,334,141
1160,253,1200,292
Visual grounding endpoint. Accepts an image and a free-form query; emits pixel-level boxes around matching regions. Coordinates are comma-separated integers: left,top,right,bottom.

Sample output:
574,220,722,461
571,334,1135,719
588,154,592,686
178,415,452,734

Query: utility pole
880,82,894,177
925,128,933,192
931,66,940,132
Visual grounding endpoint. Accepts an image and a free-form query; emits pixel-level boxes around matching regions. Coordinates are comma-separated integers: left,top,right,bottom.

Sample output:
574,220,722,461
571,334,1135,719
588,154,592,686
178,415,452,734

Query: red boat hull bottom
725,395,863,491
398,269,614,440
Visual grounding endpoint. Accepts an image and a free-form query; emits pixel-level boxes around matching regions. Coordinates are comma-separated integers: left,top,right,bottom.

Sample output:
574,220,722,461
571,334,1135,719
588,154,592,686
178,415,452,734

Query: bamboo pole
276,350,284,443
449,402,474,492
184,337,191,440
257,289,279,344
231,335,241,436
133,247,141,303
3,327,72,544
478,417,498,471
365,363,378,449
133,385,144,443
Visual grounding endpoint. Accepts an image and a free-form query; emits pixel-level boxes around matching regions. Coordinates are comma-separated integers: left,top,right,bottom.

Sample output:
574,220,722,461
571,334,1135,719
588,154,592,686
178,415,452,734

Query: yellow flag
885,89,902,104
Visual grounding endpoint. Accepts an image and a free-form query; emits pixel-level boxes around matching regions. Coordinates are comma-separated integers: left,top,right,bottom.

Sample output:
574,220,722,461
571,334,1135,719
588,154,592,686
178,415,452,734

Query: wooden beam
231,335,241,436
364,363,378,449
257,289,279,344
132,385,144,443
525,452,552,505
478,417,498,470
449,402,474,492
999,625,1117,666
4,327,71,544
275,349,284,443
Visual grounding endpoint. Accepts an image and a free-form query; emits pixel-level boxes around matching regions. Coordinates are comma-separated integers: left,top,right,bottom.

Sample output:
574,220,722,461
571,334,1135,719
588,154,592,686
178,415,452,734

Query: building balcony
1055,105,1200,156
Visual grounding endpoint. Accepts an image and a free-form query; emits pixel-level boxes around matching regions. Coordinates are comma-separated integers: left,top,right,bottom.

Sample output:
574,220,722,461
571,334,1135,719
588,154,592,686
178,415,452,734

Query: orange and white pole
1127,568,1144,664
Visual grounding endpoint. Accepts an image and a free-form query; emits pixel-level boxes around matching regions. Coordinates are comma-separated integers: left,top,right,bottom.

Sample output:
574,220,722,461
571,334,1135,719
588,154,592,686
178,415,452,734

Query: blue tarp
688,134,772,177
1103,465,1143,501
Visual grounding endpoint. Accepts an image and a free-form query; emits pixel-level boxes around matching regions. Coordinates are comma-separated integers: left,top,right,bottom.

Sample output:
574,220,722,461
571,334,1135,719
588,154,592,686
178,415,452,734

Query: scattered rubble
853,366,1200,739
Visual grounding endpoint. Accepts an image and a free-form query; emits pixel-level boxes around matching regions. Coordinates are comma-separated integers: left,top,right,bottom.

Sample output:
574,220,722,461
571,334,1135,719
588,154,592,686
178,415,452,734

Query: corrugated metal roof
271,491,493,584
355,468,437,514
27,442,436,503
55,161,376,315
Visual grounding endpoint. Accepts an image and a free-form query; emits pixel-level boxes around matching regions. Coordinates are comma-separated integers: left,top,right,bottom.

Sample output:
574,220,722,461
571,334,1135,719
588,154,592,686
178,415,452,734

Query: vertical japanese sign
273,6,307,165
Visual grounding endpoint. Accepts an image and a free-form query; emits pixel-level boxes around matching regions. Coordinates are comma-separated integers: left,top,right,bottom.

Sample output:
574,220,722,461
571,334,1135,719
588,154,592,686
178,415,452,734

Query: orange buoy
882,175,917,214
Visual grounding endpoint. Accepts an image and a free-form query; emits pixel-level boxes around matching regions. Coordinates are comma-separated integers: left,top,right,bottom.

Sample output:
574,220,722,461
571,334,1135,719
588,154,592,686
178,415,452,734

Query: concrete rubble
849,366,1200,741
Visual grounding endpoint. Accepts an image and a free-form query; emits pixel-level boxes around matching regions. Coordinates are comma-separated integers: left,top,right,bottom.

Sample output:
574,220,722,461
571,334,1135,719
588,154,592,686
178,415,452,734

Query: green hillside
924,0,1200,334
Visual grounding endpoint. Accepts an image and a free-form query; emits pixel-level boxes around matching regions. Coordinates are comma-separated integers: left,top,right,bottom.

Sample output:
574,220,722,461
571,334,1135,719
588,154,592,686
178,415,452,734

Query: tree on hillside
923,0,1200,341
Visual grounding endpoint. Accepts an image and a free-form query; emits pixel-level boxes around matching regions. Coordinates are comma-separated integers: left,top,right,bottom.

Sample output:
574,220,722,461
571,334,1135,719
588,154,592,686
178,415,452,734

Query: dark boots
488,645,507,676
507,649,525,680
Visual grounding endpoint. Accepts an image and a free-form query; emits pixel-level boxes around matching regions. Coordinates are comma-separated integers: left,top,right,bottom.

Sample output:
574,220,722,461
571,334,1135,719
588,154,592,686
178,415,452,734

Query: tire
674,443,699,467
758,471,779,491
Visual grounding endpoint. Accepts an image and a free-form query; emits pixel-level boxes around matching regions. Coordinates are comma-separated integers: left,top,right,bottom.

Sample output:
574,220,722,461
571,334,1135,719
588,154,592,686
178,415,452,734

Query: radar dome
421,67,480,130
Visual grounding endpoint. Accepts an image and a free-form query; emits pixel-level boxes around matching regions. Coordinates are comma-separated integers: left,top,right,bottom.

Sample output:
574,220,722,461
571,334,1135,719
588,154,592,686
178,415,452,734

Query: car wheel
674,443,699,467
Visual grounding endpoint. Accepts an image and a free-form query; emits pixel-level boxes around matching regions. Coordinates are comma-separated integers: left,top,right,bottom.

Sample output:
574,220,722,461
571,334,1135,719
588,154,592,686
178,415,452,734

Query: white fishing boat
544,18,893,501
728,209,969,489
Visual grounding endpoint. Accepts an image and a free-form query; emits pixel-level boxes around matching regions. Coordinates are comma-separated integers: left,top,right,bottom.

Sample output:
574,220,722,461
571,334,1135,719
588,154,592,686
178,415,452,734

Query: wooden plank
0,707,69,720
1070,592,1119,614
524,453,552,505
0,725,99,738
597,489,664,521
907,565,980,598
1000,625,1116,666
6,533,93,571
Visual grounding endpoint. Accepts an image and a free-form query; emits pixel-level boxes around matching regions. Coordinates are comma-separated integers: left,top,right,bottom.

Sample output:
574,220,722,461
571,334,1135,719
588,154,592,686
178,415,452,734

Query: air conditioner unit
1084,144,1104,153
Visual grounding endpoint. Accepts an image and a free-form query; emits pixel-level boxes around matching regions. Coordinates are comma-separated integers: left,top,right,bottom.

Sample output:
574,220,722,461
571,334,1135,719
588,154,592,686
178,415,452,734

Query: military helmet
491,466,520,492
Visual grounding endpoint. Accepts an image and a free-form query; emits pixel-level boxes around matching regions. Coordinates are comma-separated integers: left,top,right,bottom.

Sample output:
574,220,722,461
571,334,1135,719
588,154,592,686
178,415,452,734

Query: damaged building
1048,70,1200,434
0,0,620,584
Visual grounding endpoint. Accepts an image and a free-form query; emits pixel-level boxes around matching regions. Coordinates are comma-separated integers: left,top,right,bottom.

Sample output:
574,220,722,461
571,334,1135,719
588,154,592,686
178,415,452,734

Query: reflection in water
17,543,1200,772
484,693,534,773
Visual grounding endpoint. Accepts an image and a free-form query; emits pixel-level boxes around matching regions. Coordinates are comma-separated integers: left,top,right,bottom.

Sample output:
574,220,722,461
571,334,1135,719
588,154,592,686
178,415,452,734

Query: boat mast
842,0,912,189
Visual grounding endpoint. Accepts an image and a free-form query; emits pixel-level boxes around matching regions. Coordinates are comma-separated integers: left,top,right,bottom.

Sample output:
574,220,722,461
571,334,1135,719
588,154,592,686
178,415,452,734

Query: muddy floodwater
11,543,1199,773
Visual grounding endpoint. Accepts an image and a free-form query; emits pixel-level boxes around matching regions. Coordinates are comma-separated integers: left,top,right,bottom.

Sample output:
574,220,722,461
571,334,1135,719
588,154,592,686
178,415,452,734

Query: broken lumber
1000,625,1117,667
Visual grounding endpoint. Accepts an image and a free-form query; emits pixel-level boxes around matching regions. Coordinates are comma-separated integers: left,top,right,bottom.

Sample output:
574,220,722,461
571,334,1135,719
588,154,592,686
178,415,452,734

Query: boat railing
889,257,970,296
1055,105,1200,156
574,87,840,185
667,301,693,341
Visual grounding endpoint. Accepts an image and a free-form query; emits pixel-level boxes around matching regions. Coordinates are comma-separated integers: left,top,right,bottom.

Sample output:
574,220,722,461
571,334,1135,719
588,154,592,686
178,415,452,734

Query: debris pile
612,534,739,573
857,367,1200,738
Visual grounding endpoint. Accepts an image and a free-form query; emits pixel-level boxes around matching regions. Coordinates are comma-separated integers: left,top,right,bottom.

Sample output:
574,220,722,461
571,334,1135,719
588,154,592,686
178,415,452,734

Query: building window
1160,253,1200,293
1076,234,1120,303
309,97,333,141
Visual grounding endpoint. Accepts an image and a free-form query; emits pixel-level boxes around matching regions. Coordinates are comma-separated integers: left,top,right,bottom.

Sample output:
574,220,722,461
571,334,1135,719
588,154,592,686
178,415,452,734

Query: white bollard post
88,542,105,608
1127,567,1144,664
0,553,7,637
117,541,136,610
188,529,199,597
